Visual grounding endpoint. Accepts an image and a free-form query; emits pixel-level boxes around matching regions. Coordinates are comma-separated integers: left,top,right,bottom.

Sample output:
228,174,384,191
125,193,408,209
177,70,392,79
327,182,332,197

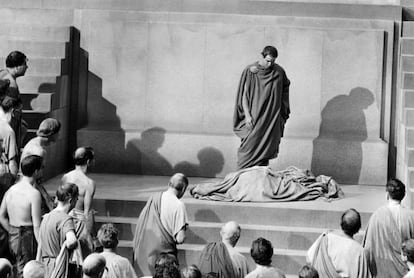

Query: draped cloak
233,62,290,169
198,242,238,278
190,166,343,202
363,206,414,278
133,192,177,277
308,231,371,278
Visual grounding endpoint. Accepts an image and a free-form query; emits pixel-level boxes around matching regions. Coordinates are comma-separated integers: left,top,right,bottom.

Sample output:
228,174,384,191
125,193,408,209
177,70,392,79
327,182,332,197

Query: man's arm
175,225,187,244
31,190,42,241
242,83,253,128
8,158,17,176
0,192,9,232
65,230,78,250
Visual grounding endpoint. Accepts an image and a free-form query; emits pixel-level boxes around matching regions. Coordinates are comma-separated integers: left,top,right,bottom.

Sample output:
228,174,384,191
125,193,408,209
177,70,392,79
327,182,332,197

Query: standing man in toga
234,45,290,169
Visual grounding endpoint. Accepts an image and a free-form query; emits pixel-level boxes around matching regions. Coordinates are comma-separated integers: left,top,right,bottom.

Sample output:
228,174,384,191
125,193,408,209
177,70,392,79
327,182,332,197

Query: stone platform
44,173,386,277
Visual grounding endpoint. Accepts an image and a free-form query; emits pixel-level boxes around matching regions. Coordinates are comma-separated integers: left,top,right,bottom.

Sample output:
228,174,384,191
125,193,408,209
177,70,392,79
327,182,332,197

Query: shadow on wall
126,127,173,176
174,147,225,177
311,87,374,184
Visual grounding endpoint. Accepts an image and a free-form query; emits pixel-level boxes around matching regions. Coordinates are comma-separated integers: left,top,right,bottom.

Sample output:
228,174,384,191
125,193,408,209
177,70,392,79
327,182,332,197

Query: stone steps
18,75,57,92
0,40,66,58
94,216,365,250
0,57,63,76
0,8,73,26
21,91,55,111
115,241,306,275
0,25,69,42
93,198,373,229
45,173,384,276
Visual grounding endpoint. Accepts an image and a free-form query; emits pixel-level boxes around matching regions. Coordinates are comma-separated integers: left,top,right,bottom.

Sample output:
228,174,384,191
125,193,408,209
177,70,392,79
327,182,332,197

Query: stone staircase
0,8,74,178
44,173,384,277
398,19,414,207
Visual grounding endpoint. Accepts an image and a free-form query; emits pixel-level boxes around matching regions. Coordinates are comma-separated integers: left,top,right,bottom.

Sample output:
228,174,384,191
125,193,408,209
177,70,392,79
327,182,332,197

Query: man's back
21,138,45,162
101,251,137,278
364,205,414,277
62,169,95,212
160,190,187,238
4,181,41,226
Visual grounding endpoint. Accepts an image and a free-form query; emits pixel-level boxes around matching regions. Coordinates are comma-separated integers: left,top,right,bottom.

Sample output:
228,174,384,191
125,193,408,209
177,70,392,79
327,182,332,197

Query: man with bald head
199,221,251,278
133,173,189,276
83,253,106,278
307,208,371,278
23,260,45,278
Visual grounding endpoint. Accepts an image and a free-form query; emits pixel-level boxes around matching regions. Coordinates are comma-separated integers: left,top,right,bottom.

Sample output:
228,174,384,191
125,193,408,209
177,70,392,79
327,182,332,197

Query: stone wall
75,10,396,185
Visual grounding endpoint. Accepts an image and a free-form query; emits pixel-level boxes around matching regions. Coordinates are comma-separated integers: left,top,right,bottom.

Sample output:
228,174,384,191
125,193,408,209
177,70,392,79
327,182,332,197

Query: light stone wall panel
145,23,206,131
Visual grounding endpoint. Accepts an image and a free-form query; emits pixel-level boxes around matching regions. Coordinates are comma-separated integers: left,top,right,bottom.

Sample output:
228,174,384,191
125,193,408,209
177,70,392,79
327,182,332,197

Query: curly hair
250,237,273,266
386,179,405,201
97,223,119,249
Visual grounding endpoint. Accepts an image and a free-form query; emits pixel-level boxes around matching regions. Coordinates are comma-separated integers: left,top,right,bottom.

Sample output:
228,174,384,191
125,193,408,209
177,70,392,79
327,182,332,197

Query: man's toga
233,62,290,169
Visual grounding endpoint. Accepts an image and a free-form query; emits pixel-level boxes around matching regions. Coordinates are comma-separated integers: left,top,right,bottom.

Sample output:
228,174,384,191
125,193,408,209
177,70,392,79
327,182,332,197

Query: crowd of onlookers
1,49,414,278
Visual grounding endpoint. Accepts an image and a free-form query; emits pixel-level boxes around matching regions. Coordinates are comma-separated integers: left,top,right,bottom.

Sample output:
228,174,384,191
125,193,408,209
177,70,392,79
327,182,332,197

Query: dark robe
363,205,414,278
233,62,290,169
198,242,238,278
190,166,343,202
133,192,177,276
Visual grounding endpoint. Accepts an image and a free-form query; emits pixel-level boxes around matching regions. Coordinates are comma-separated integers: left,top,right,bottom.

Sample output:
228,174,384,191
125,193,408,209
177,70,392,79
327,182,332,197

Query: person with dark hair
246,237,285,278
181,265,202,278
62,146,96,256
83,253,106,278
0,95,19,260
402,239,414,278
0,155,43,278
133,173,189,276
21,118,61,215
233,45,290,169
37,183,79,278
363,178,414,278
298,265,318,278
97,223,137,278
0,51,29,149
0,96,19,192
307,208,370,278
154,260,180,278
198,221,251,278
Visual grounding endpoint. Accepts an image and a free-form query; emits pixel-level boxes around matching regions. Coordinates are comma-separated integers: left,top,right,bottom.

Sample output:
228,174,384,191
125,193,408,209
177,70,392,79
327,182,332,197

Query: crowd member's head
74,146,95,167
0,96,16,123
386,179,405,202
6,51,28,77
36,118,61,143
298,264,319,278
23,260,45,278
220,221,241,247
340,208,361,238
402,239,414,264
56,183,79,211
21,155,43,179
168,173,188,199
0,258,12,278
250,237,273,266
154,253,178,269
154,262,180,278
181,265,201,278
97,223,119,250
83,253,106,278
260,46,278,69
